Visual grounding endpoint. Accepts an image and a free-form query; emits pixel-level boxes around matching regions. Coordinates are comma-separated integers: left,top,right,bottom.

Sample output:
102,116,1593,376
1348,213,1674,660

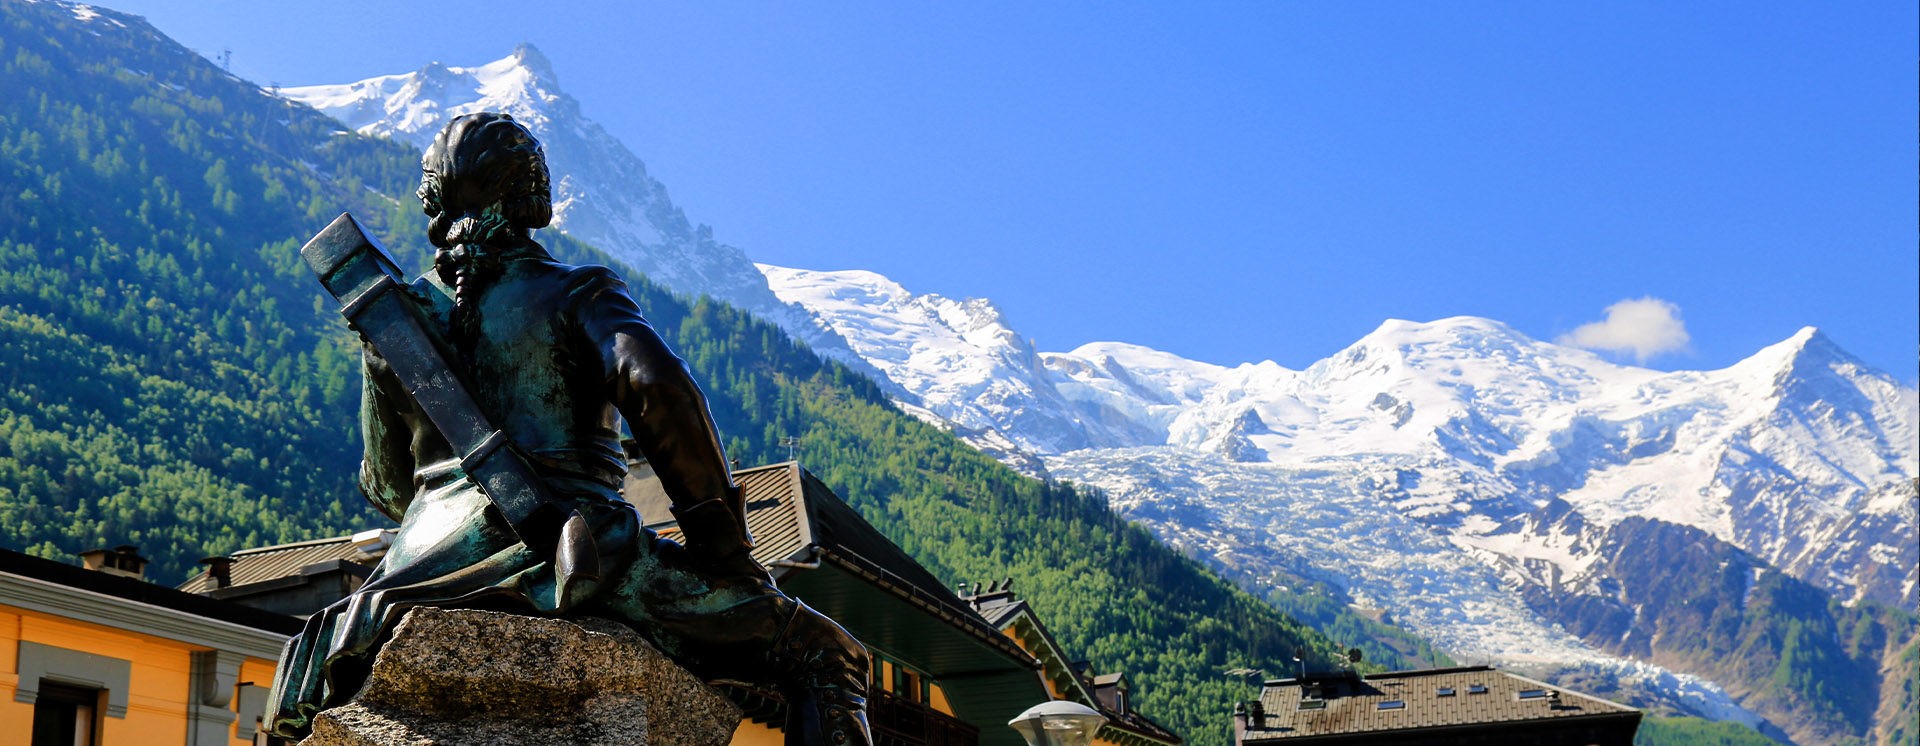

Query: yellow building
0,547,295,746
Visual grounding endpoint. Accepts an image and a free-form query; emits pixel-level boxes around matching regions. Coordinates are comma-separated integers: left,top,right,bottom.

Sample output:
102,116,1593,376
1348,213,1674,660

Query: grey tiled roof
1244,666,1637,742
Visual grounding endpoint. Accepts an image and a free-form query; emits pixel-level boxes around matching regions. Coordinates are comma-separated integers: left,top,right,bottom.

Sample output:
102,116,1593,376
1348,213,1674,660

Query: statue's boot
617,500,870,745
772,601,873,746
786,683,871,746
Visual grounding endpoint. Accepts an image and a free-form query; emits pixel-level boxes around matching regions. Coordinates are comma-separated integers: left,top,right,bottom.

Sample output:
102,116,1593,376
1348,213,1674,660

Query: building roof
177,534,379,594
1243,666,1639,743
0,549,302,637
966,585,1028,628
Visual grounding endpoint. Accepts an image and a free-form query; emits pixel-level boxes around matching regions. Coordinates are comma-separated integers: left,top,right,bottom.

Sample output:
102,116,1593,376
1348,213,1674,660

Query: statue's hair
417,112,552,248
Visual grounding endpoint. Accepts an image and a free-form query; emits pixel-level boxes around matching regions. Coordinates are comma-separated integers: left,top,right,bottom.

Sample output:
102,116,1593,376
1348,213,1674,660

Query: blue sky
106,1,1918,380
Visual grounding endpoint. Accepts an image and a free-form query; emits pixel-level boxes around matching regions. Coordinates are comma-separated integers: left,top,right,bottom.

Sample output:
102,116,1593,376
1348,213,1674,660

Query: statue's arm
571,268,737,511
358,347,416,522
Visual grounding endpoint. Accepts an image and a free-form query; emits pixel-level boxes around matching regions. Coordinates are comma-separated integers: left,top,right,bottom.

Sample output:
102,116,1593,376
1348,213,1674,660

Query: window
14,642,130,729
1517,689,1549,700
873,653,931,704
1297,699,1326,710
895,666,924,704
31,682,98,746
1467,684,1488,695
1436,687,1455,697
1376,700,1405,710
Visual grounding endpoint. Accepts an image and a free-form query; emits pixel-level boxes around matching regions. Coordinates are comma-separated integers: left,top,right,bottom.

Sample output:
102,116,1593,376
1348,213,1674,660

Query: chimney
79,545,148,580
1232,699,1266,744
199,556,234,588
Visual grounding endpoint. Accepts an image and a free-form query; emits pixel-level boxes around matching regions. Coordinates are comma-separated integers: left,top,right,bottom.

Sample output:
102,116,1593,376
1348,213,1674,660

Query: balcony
870,689,980,746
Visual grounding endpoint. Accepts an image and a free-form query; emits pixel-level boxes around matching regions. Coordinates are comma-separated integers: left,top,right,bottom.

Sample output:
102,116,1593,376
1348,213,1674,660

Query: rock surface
301,607,742,746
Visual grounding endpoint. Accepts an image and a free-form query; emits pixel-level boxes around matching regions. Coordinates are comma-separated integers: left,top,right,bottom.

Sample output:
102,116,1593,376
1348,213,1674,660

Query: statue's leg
268,484,585,739
667,491,764,578
588,535,871,746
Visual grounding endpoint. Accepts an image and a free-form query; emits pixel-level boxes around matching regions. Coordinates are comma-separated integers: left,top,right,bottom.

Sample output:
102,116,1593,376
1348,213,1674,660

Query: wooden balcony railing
869,689,980,746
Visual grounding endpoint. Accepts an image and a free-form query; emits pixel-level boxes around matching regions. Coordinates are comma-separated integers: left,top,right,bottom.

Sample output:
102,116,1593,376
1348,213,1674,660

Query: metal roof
1244,666,1638,742
177,535,377,594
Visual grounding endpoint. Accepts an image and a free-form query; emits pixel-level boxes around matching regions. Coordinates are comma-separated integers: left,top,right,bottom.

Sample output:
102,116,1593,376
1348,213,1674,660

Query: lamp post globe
1008,700,1106,746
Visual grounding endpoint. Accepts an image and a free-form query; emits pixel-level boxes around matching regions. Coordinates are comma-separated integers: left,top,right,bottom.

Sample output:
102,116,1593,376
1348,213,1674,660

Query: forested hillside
0,3,1406,741
0,0,425,576
1636,717,1781,746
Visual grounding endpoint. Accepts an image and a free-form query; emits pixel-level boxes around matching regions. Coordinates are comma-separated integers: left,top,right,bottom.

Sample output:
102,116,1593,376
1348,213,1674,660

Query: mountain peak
1734,325,1859,378
1363,316,1527,343
510,43,556,82
1340,316,1540,368
284,46,573,147
1782,326,1844,360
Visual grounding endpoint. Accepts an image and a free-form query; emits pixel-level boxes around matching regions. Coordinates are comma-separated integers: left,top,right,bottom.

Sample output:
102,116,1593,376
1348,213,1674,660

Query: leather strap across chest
300,212,597,585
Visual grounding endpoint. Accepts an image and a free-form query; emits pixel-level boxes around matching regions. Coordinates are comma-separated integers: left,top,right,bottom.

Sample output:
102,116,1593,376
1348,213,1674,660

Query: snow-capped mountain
755,265,1130,456
278,47,875,374
766,265,1917,742
768,267,1916,611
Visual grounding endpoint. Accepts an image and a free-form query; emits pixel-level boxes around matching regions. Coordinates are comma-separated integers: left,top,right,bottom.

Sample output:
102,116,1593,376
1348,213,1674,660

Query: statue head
417,112,552,250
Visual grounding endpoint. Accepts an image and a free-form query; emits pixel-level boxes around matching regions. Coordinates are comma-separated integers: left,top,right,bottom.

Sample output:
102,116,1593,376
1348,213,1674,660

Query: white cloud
1557,297,1690,362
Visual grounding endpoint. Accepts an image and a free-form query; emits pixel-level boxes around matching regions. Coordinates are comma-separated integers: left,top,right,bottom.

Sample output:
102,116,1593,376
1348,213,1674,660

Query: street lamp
1008,700,1107,746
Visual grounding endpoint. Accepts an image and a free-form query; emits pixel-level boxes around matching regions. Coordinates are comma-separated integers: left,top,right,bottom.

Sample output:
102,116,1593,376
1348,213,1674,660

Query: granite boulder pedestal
299,607,743,746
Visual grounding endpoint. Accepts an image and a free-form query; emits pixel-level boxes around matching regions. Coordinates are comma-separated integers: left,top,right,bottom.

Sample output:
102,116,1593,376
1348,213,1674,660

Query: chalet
964,583,1181,746
633,462,1053,746
1231,666,1640,746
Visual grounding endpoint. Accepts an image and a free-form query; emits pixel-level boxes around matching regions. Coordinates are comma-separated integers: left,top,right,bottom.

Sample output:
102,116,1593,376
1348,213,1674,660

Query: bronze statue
267,112,871,745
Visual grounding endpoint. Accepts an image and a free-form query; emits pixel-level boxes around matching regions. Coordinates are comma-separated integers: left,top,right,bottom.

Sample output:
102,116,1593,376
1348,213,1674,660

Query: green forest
1635,717,1784,746
0,4,1451,743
